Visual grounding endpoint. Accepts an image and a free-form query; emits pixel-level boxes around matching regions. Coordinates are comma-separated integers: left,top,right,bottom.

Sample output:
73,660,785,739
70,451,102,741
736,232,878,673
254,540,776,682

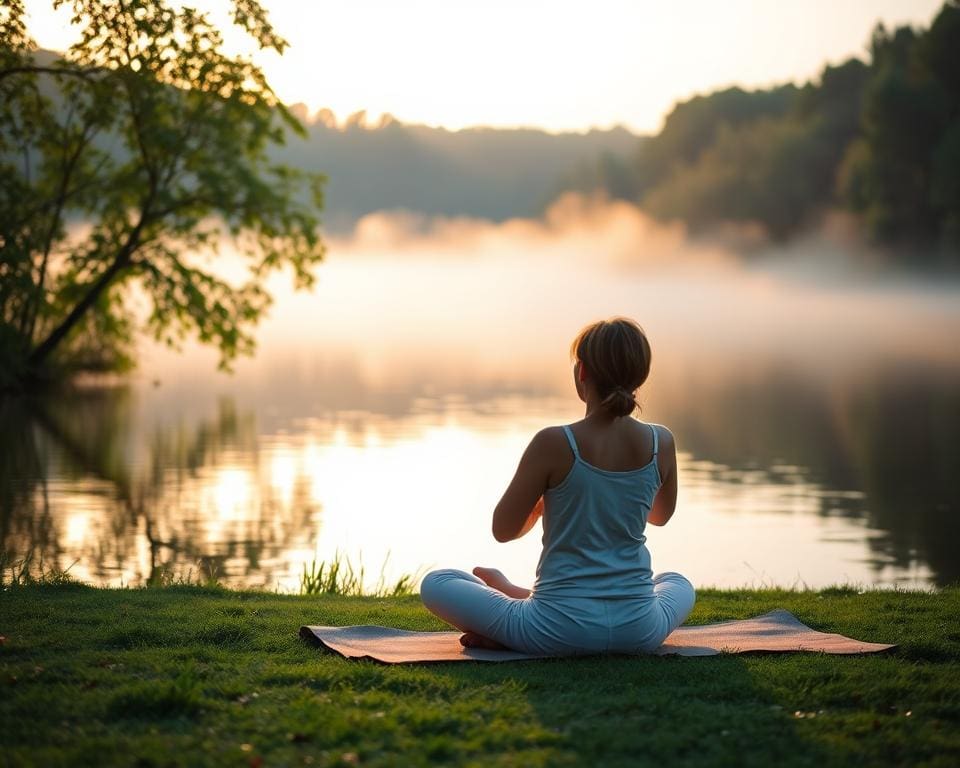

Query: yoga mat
300,609,895,664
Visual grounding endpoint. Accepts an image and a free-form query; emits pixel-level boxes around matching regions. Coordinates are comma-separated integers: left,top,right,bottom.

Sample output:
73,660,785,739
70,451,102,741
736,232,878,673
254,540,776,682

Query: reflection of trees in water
836,369,960,586
655,363,960,585
0,399,57,572
0,388,321,586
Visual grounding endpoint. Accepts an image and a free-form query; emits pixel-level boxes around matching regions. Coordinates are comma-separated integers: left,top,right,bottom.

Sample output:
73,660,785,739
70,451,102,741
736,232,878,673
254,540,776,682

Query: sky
21,0,946,134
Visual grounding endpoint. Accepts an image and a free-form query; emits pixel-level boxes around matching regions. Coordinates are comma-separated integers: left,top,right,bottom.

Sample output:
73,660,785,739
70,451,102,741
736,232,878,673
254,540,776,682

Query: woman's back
420,317,695,655
533,421,662,600
566,416,660,473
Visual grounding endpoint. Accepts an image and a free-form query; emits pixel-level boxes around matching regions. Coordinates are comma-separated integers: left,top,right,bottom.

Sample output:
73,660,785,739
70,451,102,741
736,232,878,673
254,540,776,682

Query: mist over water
149,195,959,383
5,196,959,590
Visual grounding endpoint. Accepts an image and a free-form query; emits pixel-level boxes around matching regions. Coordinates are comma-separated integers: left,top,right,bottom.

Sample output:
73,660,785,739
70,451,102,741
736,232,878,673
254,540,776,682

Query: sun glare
211,467,253,522
268,449,298,507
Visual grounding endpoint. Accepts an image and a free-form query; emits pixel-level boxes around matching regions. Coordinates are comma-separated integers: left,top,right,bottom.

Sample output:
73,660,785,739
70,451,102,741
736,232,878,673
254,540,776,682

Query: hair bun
600,387,637,418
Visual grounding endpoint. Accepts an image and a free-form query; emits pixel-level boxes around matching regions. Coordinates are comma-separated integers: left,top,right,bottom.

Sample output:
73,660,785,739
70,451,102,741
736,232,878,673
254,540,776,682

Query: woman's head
570,317,652,418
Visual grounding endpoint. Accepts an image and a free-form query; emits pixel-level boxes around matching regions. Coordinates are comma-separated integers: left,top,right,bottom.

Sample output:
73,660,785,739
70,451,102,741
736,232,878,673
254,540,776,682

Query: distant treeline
574,2,960,256
271,110,639,233
23,49,641,235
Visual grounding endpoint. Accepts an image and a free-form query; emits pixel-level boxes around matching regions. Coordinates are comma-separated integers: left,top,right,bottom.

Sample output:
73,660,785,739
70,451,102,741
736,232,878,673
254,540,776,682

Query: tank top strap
561,425,580,459
649,423,659,459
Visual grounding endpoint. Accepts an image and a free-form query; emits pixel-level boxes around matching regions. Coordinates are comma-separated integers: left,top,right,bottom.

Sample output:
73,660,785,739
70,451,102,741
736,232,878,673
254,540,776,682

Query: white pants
420,569,695,656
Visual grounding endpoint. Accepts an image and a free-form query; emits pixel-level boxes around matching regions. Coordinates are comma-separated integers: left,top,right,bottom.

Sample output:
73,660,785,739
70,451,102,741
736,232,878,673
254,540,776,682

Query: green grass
299,553,420,598
1,585,958,767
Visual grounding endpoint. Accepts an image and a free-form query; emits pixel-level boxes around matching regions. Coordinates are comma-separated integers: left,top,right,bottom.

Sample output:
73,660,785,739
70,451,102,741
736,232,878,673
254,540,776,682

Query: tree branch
0,64,103,83
26,115,99,342
27,181,157,370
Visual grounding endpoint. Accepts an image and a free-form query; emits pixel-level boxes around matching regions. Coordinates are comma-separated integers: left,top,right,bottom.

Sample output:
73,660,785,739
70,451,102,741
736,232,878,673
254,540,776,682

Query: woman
420,317,695,655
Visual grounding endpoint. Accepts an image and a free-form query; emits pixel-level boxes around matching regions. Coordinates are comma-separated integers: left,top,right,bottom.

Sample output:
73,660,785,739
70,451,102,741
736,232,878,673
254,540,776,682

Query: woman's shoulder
628,420,676,458
641,421,675,440
530,425,573,451
524,425,579,465
530,426,578,488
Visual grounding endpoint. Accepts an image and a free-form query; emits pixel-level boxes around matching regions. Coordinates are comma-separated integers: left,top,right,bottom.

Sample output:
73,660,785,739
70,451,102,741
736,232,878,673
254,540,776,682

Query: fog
140,193,960,402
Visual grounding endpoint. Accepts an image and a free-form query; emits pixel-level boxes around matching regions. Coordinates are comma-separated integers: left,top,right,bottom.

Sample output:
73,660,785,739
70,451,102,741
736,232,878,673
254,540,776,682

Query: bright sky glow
21,0,946,132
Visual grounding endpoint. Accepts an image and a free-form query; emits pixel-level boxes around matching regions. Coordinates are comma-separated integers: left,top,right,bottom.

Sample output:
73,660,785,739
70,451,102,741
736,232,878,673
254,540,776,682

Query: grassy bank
1,585,958,767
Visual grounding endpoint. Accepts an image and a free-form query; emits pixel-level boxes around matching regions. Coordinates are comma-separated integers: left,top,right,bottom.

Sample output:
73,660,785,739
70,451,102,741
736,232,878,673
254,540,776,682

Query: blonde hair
570,317,652,417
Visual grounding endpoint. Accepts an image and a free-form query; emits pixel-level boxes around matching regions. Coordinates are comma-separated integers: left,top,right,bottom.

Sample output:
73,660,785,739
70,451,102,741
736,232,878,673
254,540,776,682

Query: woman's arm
647,427,678,526
512,497,544,539
491,430,555,542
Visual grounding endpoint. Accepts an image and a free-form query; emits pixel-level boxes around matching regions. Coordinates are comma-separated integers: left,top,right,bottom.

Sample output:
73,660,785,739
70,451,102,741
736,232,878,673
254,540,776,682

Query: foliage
642,116,826,239
613,1,959,255
633,84,798,200
839,5,960,249
630,67,867,243
1,585,959,766
0,0,325,388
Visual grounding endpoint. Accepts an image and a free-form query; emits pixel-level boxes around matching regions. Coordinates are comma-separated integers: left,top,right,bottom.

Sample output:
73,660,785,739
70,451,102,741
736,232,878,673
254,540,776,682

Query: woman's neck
583,395,617,423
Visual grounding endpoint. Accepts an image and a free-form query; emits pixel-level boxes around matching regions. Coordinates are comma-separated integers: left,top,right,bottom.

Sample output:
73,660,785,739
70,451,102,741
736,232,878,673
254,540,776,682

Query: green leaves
1,0,325,385
838,6,960,248
608,3,960,255
139,244,271,370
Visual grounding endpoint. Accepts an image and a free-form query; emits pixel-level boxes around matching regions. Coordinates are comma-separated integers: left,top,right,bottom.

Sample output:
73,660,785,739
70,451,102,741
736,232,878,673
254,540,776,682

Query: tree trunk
27,182,153,373
26,250,132,371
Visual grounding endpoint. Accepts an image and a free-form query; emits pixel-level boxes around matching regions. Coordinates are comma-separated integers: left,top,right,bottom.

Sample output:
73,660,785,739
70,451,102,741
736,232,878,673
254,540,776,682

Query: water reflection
1,392,321,588
658,363,959,585
1,354,956,589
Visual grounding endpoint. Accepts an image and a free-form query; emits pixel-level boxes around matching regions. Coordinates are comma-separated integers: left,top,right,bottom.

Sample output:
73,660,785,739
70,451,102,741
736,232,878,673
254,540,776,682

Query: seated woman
420,317,695,655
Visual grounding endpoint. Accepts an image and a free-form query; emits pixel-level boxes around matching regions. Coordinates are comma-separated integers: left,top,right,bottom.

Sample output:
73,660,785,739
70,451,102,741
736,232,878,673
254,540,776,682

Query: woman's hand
473,566,531,599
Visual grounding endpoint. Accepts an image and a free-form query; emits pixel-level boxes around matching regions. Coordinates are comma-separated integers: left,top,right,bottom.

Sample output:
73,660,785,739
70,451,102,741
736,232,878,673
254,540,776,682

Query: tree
640,116,825,239
634,61,873,241
838,4,960,253
0,0,325,389
631,85,798,199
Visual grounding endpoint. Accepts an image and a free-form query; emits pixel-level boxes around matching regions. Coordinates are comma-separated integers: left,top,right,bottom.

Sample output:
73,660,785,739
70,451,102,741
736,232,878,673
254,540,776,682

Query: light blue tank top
533,423,661,600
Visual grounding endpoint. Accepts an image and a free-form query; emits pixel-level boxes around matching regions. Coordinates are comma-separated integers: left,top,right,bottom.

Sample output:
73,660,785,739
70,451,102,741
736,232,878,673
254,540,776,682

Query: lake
3,201,959,591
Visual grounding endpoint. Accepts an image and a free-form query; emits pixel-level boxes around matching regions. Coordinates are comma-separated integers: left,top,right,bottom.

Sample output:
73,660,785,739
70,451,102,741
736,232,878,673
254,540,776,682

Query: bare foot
472,567,531,599
460,631,509,650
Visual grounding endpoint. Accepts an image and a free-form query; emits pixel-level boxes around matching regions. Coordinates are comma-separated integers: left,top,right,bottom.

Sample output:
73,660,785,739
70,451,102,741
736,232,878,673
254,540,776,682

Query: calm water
3,205,959,590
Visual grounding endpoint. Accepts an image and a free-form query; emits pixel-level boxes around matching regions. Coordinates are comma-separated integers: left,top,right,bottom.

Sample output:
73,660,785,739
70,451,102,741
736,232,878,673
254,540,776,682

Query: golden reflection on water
18,396,938,592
